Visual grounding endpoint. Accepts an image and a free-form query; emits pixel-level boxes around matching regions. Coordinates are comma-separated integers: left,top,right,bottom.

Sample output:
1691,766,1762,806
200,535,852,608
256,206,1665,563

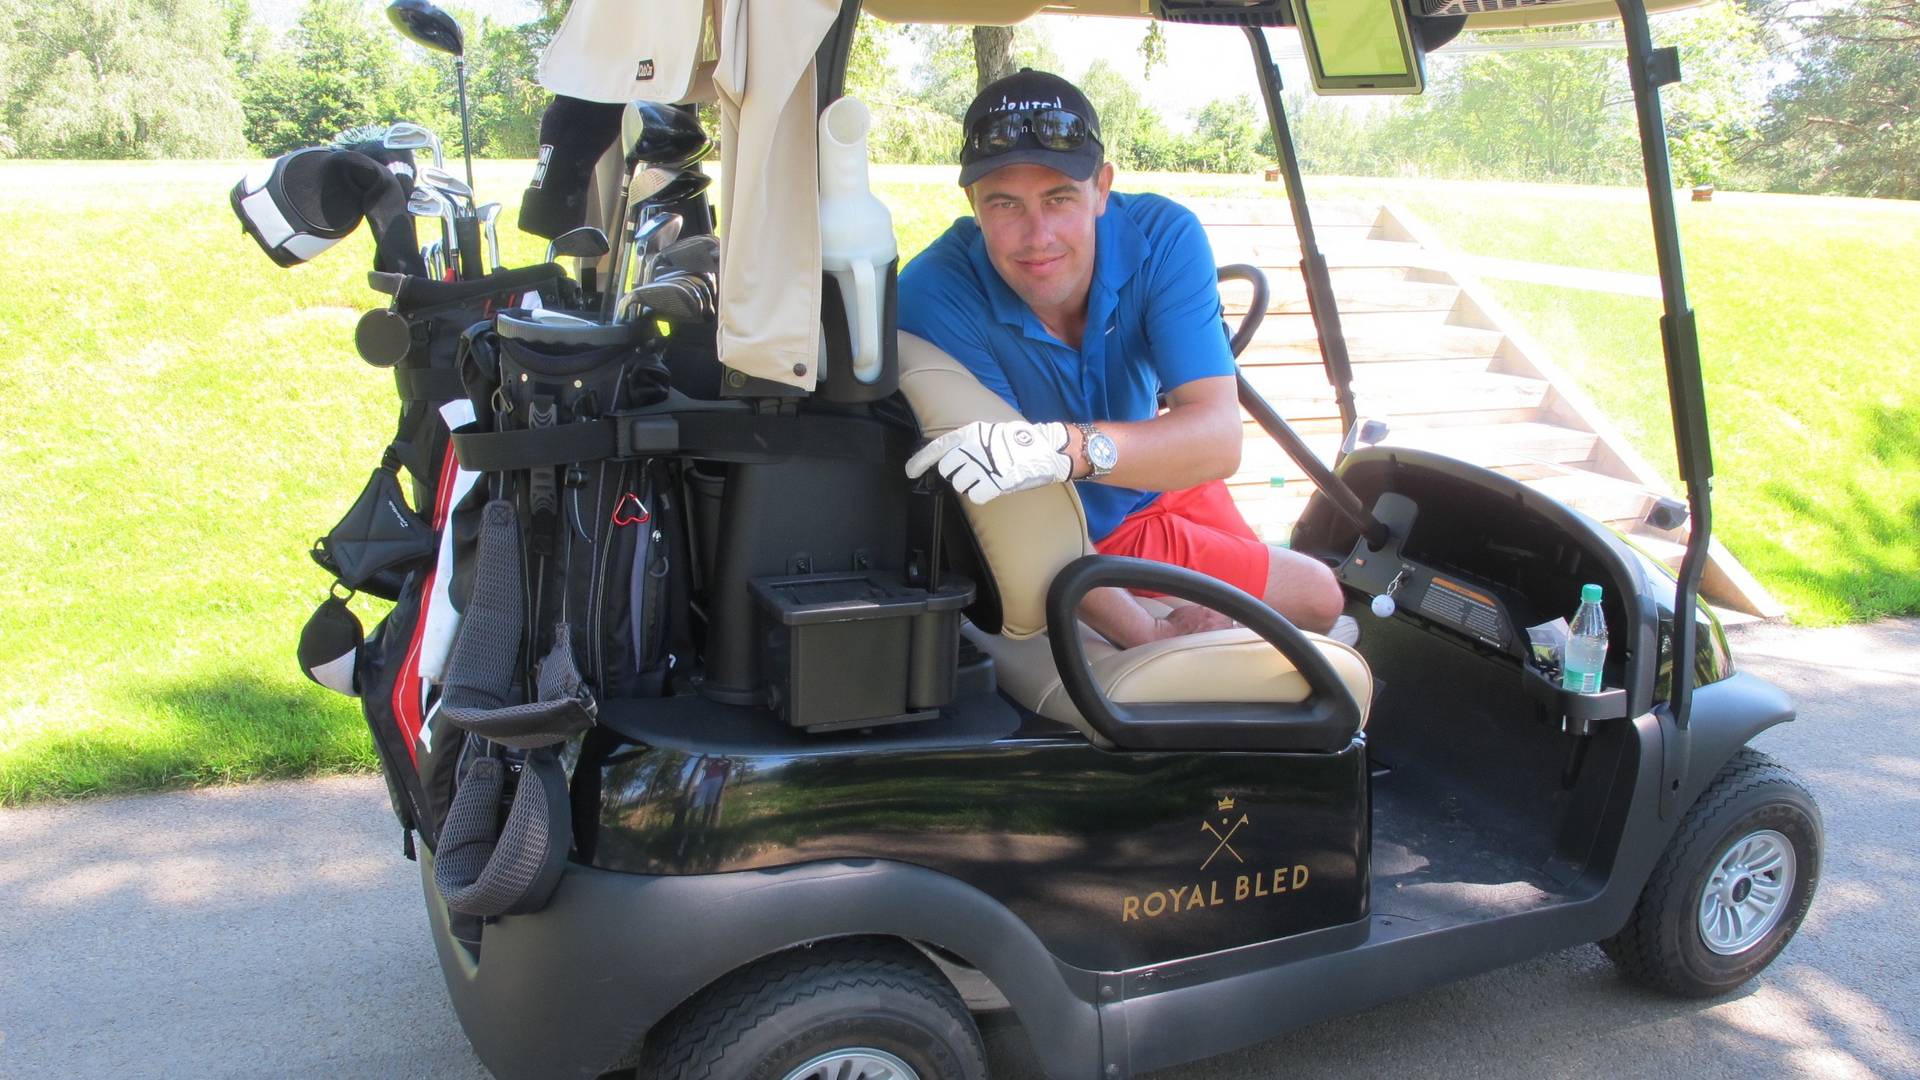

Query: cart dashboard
1298,448,1653,712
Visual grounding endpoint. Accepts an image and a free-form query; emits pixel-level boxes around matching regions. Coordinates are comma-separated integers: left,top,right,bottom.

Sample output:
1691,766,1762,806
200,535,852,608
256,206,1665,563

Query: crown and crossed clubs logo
1201,796,1250,871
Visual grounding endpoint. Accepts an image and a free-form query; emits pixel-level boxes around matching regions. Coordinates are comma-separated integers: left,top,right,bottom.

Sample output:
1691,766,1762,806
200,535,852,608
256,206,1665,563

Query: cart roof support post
1615,0,1710,817
1244,26,1360,443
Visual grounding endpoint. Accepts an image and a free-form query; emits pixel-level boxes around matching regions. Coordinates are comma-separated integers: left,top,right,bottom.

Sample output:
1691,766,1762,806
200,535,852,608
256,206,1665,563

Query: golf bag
422,310,684,916
297,267,575,857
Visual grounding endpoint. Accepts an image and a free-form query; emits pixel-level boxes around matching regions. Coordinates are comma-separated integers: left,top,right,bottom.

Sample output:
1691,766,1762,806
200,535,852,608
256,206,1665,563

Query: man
900,69,1350,651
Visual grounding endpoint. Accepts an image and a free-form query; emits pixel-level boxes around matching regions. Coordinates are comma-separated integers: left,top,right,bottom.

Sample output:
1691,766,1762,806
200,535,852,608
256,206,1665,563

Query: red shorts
1093,480,1271,599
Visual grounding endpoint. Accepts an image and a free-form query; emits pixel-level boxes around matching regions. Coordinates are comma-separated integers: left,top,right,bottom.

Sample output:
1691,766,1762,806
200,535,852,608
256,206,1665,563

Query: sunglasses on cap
966,108,1099,157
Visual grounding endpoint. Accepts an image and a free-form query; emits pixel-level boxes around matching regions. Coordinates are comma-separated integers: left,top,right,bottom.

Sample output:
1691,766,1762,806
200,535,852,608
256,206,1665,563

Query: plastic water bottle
1561,584,1608,693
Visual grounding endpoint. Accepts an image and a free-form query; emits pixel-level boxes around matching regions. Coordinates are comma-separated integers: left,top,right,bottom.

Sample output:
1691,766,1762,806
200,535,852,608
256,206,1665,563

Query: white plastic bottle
817,96,897,384
1561,583,1608,693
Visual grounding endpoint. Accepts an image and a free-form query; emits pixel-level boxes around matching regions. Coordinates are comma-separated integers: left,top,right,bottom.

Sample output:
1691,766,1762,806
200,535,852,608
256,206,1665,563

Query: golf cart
333,1,1823,1077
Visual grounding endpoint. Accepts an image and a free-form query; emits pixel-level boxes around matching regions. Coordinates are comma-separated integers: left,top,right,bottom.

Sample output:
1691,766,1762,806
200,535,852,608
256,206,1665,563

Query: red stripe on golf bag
389,441,463,764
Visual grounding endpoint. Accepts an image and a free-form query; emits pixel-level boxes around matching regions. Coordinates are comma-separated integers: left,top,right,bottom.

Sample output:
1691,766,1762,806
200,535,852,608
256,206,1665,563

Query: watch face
1088,433,1119,471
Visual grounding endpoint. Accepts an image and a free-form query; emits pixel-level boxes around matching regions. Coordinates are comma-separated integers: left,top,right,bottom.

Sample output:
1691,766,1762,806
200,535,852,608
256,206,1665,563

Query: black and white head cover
230,147,426,275
298,592,364,697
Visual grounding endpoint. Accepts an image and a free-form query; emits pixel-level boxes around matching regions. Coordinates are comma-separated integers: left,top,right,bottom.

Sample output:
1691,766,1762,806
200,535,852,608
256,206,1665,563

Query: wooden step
1210,236,1431,273
1525,472,1657,526
1251,372,1551,423
1229,422,1601,488
1229,464,1654,539
1244,405,1549,441
1240,324,1507,367
1206,222,1380,262
1243,357,1496,401
1242,307,1474,343
1221,278,1459,317
1623,531,1687,569
1190,200,1385,228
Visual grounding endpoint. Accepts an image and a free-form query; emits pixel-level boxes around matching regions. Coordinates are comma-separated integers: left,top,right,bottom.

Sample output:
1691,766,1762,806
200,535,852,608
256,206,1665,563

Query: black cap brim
957,141,1102,188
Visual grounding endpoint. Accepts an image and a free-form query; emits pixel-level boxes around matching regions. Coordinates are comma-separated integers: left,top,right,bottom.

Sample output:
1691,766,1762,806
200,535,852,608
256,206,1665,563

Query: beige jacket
539,0,840,391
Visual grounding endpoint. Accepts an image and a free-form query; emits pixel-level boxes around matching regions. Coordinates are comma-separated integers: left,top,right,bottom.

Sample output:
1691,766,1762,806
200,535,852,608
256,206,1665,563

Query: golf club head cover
520,95,624,240
438,500,596,748
230,147,364,267
326,149,429,278
298,594,363,697
334,128,419,189
230,147,427,276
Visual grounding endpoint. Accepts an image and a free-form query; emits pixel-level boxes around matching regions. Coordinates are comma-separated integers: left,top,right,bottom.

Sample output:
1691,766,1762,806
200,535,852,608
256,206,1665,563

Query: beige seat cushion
965,602,1371,743
896,334,1372,746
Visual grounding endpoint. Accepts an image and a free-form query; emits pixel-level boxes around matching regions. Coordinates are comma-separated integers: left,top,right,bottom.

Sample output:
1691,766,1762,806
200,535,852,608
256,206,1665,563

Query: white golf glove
905,420,1073,505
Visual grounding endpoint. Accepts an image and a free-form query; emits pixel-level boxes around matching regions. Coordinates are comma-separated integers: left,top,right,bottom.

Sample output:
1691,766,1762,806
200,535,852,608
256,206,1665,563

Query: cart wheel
641,939,987,1080
1601,748,1821,997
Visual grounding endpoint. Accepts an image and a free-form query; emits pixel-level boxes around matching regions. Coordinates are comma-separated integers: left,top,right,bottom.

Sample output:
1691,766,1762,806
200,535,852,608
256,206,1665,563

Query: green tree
464,19,547,157
1661,2,1769,186
1416,27,1639,183
846,15,960,164
0,0,23,156
1754,0,1919,198
222,0,271,82
1188,95,1267,174
1138,22,1167,80
1079,58,1149,168
242,0,425,156
8,0,246,158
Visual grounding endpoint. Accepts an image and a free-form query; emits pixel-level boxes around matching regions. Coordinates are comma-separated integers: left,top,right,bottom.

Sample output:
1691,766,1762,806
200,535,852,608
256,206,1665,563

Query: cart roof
865,0,1703,31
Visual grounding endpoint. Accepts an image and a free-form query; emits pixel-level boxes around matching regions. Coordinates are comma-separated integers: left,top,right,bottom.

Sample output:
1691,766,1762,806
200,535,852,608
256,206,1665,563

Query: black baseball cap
958,69,1104,188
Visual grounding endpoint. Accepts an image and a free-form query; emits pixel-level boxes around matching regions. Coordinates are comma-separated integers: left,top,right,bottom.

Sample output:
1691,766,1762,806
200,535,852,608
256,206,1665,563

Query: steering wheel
1218,264,1268,358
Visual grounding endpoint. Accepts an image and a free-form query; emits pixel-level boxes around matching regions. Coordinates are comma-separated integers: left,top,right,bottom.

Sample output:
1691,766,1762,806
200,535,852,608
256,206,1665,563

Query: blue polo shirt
898,191,1236,541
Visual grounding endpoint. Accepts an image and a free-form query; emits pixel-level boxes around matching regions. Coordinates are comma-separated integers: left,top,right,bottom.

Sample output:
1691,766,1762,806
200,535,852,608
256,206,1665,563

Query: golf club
647,170,713,209
418,165,475,212
407,185,459,276
478,202,503,272
415,167,481,278
607,211,681,318
651,234,718,278
386,0,475,192
621,101,711,169
637,211,685,287
616,271,714,323
383,122,444,171
545,225,610,265
601,164,684,313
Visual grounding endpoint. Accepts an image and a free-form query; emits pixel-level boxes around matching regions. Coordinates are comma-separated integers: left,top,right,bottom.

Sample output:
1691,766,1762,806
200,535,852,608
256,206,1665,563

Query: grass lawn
0,160,1913,802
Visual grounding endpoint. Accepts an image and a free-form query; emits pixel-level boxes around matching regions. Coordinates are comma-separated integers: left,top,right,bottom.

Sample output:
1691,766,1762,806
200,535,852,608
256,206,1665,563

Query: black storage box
751,571,974,732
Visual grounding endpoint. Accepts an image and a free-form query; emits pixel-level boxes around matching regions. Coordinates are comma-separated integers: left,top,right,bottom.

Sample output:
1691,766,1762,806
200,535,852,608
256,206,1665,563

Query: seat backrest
896,333,1090,640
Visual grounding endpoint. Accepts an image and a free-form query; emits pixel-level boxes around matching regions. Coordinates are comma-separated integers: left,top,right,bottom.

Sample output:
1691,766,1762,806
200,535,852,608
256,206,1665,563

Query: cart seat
897,333,1371,747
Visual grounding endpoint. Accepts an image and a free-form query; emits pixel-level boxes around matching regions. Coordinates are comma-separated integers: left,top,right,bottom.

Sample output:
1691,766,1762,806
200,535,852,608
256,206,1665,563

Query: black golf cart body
402,2,1813,1077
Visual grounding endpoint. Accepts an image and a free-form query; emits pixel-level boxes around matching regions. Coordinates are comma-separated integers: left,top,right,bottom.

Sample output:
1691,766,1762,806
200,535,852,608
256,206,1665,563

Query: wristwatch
1075,422,1118,479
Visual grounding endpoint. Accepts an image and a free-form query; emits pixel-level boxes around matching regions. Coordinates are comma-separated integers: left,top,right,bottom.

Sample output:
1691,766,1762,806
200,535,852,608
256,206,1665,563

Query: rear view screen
1296,0,1425,94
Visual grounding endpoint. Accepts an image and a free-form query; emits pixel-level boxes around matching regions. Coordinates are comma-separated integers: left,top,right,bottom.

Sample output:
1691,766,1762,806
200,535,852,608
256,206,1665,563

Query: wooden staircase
1194,199,1780,618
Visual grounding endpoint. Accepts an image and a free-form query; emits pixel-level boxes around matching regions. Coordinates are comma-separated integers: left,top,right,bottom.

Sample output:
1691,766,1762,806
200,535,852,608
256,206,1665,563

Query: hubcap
1698,828,1796,956
781,1048,920,1080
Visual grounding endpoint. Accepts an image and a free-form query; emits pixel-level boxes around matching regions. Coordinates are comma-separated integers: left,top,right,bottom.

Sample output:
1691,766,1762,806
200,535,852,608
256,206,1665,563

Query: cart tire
641,938,987,1080
1600,748,1821,997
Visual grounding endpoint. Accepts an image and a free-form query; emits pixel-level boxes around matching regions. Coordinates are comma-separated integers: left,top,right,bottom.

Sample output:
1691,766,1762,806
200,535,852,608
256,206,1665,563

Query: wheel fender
423,854,1103,1080
1674,670,1795,812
